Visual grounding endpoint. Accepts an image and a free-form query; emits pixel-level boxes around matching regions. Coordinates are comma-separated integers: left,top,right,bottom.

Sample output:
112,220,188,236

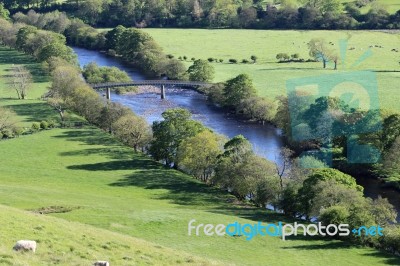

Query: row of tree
9,10,190,79
4,0,400,29
148,107,399,252
0,16,77,64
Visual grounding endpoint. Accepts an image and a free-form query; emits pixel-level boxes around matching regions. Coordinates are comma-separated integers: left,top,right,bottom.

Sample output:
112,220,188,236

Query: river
72,46,399,221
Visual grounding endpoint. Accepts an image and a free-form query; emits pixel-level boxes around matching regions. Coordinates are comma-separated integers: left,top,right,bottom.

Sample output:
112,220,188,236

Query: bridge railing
90,80,212,89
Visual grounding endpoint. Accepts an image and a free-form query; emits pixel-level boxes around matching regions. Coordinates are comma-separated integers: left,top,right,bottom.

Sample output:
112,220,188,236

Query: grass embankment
1,47,400,265
143,29,400,112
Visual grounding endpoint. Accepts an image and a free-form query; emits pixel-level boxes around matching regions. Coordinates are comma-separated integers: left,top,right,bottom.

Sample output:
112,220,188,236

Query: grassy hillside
0,205,220,266
1,46,400,265
143,29,400,112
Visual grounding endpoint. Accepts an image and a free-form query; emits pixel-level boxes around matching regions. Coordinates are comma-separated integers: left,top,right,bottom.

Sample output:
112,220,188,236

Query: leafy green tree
276,53,290,62
214,135,278,201
0,3,10,20
380,114,400,151
223,74,256,108
78,0,105,25
177,130,225,182
382,136,400,178
237,97,276,124
105,25,126,50
300,0,342,14
82,62,131,84
163,59,187,80
37,41,77,64
113,113,152,152
150,108,206,167
187,59,215,82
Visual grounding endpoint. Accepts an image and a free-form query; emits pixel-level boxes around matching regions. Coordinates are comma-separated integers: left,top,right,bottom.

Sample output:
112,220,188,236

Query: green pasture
143,29,400,111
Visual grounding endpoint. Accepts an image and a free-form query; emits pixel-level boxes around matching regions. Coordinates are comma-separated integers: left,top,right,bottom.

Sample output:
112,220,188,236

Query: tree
177,130,225,182
113,113,152,152
149,108,206,167
163,59,187,80
187,59,215,82
382,136,400,178
300,0,342,14
250,55,257,63
275,147,294,190
276,53,290,62
0,3,10,20
37,41,77,64
78,0,104,25
223,74,256,108
0,107,16,132
308,38,335,69
237,97,276,124
7,65,32,99
105,25,126,50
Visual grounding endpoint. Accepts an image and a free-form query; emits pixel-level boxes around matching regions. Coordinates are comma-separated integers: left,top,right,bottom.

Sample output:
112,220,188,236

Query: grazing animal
93,261,110,266
13,240,37,253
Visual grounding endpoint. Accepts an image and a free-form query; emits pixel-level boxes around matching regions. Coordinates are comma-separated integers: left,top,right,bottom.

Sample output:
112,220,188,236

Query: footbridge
90,80,213,100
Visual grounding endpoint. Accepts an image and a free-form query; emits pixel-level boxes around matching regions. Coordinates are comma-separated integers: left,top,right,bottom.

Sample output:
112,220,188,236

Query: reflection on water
112,90,284,163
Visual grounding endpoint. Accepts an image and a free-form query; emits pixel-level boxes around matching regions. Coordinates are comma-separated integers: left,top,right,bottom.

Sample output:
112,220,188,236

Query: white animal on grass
13,240,37,253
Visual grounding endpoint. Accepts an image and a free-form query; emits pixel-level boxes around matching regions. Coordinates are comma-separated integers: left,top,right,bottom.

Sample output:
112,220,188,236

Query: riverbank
3,46,399,266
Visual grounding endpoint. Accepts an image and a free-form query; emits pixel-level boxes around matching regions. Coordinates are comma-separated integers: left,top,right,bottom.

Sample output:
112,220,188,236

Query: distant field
143,29,400,112
269,0,400,13
1,46,399,265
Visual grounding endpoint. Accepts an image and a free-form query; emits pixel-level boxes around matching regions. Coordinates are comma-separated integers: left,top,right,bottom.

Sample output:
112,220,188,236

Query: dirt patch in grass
29,205,81,214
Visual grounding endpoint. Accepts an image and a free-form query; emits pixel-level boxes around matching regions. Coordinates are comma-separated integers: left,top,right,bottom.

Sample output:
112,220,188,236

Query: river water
72,46,399,221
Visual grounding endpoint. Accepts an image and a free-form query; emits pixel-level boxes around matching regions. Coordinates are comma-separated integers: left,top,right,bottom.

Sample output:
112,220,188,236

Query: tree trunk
323,59,326,69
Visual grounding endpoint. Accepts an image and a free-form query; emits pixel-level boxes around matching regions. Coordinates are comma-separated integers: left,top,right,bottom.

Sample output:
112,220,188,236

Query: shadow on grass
56,126,400,264
53,129,120,146
0,100,57,123
0,46,49,83
281,240,400,265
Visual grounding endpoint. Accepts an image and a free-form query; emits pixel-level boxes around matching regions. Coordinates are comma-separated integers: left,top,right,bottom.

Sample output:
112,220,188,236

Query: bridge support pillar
106,87,111,100
161,85,165,99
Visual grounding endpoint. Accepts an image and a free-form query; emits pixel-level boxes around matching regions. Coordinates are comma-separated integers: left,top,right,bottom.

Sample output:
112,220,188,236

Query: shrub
229,59,237,64
242,59,249,63
219,59,223,63
291,53,300,59
178,56,182,60
47,119,57,128
183,56,187,60
191,57,195,61
40,121,49,130
166,54,174,59
207,58,214,62
32,122,40,131
1,128,14,139
12,127,24,137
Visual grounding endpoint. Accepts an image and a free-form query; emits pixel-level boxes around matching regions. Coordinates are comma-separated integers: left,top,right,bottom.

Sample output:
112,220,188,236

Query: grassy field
0,205,219,265
143,29,400,112
1,48,400,265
